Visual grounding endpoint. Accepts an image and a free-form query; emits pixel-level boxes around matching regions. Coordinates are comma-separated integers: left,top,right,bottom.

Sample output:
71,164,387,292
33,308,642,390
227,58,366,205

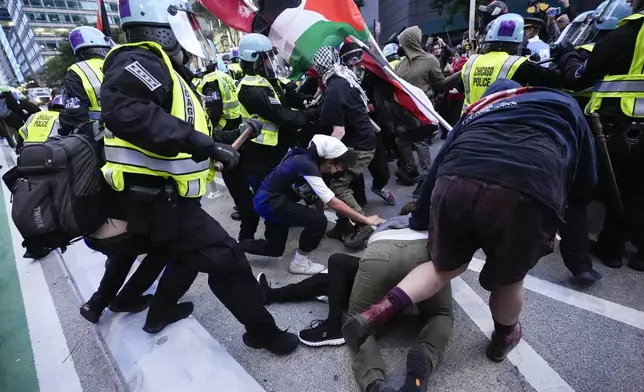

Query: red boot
342,296,399,352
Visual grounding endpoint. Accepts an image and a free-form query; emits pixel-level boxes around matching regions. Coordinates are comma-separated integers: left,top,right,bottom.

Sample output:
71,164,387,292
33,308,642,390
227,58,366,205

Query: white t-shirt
303,175,335,204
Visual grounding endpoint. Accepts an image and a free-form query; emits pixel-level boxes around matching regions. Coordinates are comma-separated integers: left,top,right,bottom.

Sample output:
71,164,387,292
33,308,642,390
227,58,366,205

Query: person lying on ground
342,78,597,365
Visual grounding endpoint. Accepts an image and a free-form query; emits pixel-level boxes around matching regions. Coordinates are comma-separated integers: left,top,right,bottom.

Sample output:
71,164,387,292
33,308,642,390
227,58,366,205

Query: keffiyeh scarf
313,46,369,109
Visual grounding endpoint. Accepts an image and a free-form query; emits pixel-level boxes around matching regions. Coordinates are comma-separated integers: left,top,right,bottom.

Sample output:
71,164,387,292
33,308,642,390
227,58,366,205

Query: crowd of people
1,0,643,390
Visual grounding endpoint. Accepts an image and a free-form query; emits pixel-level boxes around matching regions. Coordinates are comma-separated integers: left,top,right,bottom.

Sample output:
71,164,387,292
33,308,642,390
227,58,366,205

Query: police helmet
595,0,632,30
68,26,112,60
238,34,289,79
119,0,215,61
383,43,399,59
231,47,240,59
484,13,525,44
49,95,64,111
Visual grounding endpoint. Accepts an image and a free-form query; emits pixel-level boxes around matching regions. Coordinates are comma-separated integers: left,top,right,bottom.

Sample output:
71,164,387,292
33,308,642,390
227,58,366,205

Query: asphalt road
2,138,644,392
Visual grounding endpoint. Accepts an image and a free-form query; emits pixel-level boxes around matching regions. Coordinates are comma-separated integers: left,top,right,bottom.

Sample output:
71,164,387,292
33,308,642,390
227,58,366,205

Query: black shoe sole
400,345,429,392
342,315,370,352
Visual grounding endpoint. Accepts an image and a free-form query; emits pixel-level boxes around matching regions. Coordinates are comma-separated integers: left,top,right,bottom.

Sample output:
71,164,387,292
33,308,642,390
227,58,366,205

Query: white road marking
469,258,644,331
0,146,83,392
451,277,575,392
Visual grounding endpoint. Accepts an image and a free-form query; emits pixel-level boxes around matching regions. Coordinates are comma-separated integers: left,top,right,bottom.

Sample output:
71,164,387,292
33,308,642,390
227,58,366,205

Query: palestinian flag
252,0,370,78
362,51,437,126
198,0,256,33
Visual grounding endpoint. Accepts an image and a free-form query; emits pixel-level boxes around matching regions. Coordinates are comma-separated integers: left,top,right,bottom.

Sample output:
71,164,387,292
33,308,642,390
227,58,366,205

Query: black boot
231,206,241,221
628,252,644,272
399,345,431,392
242,328,299,355
344,223,374,250
366,380,397,392
326,217,353,241
80,295,107,324
589,240,623,268
108,294,153,313
23,247,52,260
143,302,194,334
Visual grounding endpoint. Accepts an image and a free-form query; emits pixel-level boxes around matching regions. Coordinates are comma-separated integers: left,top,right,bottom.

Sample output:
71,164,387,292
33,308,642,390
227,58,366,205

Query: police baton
213,123,255,172
589,113,624,216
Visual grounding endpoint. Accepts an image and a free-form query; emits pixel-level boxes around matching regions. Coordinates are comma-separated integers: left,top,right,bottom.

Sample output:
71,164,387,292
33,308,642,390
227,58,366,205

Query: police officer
555,0,644,272
228,47,244,80
382,43,401,69
18,95,63,147
524,17,550,63
60,26,112,135
459,13,563,110
233,33,319,243
91,0,298,354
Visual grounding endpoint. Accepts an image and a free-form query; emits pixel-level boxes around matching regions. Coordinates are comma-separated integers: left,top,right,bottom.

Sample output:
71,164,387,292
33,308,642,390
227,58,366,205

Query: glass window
79,0,95,10
54,0,65,6
28,0,43,6
41,0,54,7
34,12,46,21
62,13,70,22
70,14,85,23
65,0,78,9
25,11,34,20
48,13,60,22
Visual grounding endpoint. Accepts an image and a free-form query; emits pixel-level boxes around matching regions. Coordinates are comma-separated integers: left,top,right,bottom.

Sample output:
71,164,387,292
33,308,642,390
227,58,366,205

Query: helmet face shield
557,12,597,46
261,49,290,79
167,5,217,62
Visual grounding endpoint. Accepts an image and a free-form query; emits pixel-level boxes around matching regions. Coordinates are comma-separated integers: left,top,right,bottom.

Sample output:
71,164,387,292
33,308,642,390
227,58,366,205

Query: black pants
86,200,279,337
350,134,391,204
266,253,360,325
241,198,328,256
596,127,644,258
559,201,594,275
224,143,286,240
85,251,167,309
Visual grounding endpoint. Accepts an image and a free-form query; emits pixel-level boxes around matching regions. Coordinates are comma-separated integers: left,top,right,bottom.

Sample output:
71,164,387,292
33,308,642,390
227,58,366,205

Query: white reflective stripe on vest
462,54,480,101
635,98,644,116
76,61,102,105
497,56,523,79
593,80,644,93
104,146,209,175
223,101,240,110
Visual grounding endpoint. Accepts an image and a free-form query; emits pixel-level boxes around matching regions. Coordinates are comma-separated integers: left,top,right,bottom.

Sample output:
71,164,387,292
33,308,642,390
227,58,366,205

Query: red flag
96,0,112,38
198,0,257,33
361,52,435,125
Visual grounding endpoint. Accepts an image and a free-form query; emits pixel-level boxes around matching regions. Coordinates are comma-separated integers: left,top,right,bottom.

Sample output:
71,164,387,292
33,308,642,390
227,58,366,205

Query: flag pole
468,0,476,55
354,34,453,132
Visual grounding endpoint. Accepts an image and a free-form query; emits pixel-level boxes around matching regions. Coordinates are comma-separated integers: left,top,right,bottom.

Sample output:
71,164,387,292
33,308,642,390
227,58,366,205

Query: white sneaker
289,256,325,275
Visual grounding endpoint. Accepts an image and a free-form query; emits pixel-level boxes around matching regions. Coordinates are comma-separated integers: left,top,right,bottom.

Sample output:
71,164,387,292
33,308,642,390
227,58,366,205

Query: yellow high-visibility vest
389,59,400,69
101,41,211,198
67,57,104,121
197,70,241,131
228,63,243,80
236,75,280,147
19,111,60,144
586,11,644,118
460,52,527,108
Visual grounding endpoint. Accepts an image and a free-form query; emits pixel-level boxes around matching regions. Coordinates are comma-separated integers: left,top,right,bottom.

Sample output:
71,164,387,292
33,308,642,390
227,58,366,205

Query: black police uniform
59,55,103,135
230,73,319,241
557,15,644,268
94,46,283,340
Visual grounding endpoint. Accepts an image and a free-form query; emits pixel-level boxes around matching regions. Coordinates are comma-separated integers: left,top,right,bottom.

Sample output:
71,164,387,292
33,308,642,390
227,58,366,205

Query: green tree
191,2,241,52
429,0,484,24
40,41,76,86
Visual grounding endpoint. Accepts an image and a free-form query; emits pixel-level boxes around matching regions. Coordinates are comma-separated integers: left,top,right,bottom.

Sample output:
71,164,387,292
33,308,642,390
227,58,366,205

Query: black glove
529,53,541,62
243,117,263,139
550,40,575,60
211,142,240,170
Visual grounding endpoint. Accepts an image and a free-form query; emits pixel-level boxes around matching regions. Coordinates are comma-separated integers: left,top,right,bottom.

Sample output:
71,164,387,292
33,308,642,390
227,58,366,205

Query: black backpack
6,133,108,250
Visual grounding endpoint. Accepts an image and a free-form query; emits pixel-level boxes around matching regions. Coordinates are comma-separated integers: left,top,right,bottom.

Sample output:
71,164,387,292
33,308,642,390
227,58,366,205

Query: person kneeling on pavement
312,46,379,249
342,79,597,365
258,212,453,392
241,134,384,275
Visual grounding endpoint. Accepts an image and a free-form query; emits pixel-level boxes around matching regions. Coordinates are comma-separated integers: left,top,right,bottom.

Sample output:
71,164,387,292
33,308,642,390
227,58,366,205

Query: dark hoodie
410,79,597,229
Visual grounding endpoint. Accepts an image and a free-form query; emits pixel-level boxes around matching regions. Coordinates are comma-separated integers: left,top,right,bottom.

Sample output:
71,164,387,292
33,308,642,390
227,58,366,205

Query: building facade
0,0,120,85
